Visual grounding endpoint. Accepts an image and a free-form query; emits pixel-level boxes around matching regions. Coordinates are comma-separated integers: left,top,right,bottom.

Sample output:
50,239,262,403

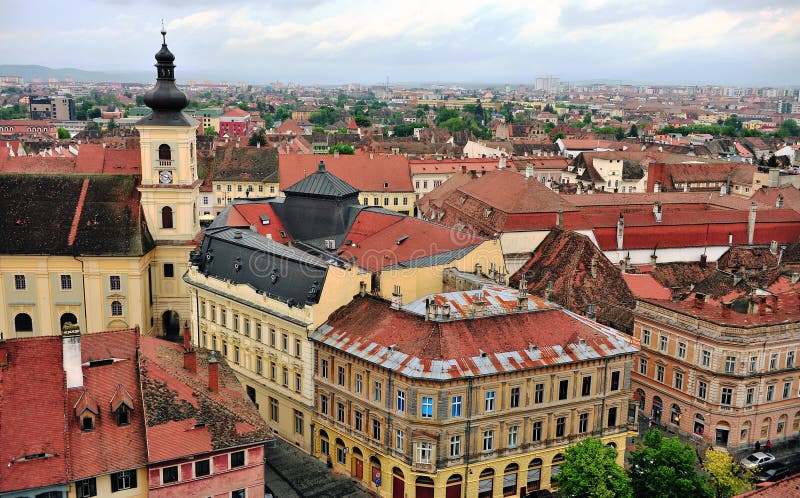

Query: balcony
158,159,173,167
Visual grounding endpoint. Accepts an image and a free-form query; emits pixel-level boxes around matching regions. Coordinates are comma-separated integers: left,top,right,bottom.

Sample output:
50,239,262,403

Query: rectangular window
451,395,462,417
295,338,302,358
220,308,226,327
555,416,566,437
233,314,239,332
397,390,406,412
194,459,210,477
674,371,684,391
698,381,707,400
282,333,288,352
200,300,206,319
210,305,216,322
244,318,250,337
321,359,329,378
282,367,289,387
395,429,404,450
532,421,542,441
766,385,775,402
256,324,262,341
659,335,668,352
372,419,381,440
558,379,569,400
234,346,240,365
76,477,98,497
483,430,494,451
784,382,792,399
607,407,617,427
270,362,276,381
788,351,796,368
534,383,544,404
746,387,755,406
750,356,758,372
355,373,363,394
450,435,461,457
230,450,245,468
295,373,302,392
60,274,72,290
374,381,382,402
320,394,328,415
639,358,648,375
269,397,279,422
720,387,733,406
256,356,263,375
485,391,496,412
508,425,519,448
337,366,346,386
421,396,433,418
510,386,520,408
677,342,686,359
354,411,363,431
656,365,665,383
163,263,174,278
162,466,178,484
642,329,651,345
579,413,589,433
770,353,779,371
702,350,711,367
417,442,432,463
581,376,592,396
14,274,25,290
610,371,620,391
295,410,304,435
337,402,345,423
724,356,736,374
222,341,228,358
269,328,276,347
111,469,138,492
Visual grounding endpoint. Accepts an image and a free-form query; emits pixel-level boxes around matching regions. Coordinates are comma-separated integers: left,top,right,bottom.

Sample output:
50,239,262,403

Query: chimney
183,323,197,373
651,251,658,267
442,301,451,319
748,202,757,245
62,325,83,389
556,209,563,228
616,213,624,251
776,194,784,209
461,164,467,174
770,240,778,255
208,351,219,392
498,157,506,169
391,285,403,310
700,253,707,268
728,233,734,246
359,281,367,297
577,182,583,195
545,280,553,301
769,294,778,313
475,262,482,276
370,151,374,160
683,182,689,192
590,257,597,279
654,181,661,193
334,149,340,158
653,202,662,223
758,297,766,316
586,303,596,320
517,275,529,310
525,164,534,179
721,302,731,318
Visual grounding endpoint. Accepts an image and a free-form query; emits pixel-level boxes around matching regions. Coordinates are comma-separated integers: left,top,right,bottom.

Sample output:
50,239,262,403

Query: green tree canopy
354,115,372,127
203,126,218,136
439,117,468,132
777,118,799,137
275,106,293,121
57,128,70,139
558,438,632,498
629,430,712,498
248,129,266,147
702,448,753,498
435,108,460,125
309,106,342,126
329,143,355,154
543,103,555,113
628,124,639,137
392,122,429,137
583,112,593,124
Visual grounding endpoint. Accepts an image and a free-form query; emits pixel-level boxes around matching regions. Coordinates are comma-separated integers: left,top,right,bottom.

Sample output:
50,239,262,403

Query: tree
203,126,218,136
354,115,372,127
544,122,555,133
777,118,799,138
558,438,632,498
628,124,639,137
57,128,70,139
248,129,266,147
275,106,293,121
583,112,593,125
702,448,753,498
629,430,712,498
329,143,354,154
309,106,341,126
435,108,460,125
439,117,468,132
107,118,117,132
767,155,778,168
237,102,249,111
135,95,145,106
553,132,565,141
543,103,555,113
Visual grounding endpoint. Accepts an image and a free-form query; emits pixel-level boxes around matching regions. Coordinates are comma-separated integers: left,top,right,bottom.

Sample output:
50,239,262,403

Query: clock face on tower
159,170,173,184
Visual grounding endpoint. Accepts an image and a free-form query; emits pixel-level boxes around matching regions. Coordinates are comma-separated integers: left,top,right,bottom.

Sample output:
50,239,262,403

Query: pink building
219,108,252,137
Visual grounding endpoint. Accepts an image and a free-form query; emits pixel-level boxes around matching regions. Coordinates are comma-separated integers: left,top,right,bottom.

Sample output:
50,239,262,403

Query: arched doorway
715,421,730,446
670,404,682,425
370,456,382,490
478,468,494,498
550,454,565,490
694,413,705,436
445,474,462,498
351,447,363,480
335,438,346,466
162,310,180,338
760,417,771,439
319,429,330,459
60,312,78,331
391,466,404,498
527,458,542,492
652,396,663,423
503,463,519,497
777,414,788,436
415,476,434,498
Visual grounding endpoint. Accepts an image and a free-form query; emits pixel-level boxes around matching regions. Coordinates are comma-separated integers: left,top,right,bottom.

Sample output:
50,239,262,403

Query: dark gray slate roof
196,226,329,307
283,160,359,199
383,245,480,270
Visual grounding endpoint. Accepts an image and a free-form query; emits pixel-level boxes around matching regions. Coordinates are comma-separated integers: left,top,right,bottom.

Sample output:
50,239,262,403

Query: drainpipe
73,255,88,332
463,376,474,498
600,357,609,438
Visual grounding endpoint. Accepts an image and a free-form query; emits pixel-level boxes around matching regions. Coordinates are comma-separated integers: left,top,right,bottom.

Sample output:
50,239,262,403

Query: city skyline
1,0,799,87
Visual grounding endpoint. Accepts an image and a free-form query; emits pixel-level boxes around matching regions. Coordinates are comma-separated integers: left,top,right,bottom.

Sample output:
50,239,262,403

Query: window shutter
478,478,492,493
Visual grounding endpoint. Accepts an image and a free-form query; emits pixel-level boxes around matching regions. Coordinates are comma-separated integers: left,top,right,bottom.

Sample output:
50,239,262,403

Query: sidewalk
265,438,369,498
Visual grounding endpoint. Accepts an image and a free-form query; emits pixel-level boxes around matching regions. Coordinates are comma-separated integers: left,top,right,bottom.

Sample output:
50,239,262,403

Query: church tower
137,27,200,337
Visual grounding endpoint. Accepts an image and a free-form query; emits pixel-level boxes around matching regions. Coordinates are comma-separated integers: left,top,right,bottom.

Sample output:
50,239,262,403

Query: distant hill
0,65,150,84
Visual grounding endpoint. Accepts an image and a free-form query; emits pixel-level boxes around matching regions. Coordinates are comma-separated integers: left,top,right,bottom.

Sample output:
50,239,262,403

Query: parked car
756,462,790,482
740,452,776,469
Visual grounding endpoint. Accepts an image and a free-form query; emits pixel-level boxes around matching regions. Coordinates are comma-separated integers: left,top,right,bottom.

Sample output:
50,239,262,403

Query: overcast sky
2,0,798,86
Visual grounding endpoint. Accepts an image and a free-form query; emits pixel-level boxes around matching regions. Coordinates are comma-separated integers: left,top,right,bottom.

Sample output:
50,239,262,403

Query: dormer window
117,404,130,426
82,415,95,432
111,384,134,427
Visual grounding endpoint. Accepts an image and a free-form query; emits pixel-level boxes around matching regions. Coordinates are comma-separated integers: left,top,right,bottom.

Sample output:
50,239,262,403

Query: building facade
311,287,639,498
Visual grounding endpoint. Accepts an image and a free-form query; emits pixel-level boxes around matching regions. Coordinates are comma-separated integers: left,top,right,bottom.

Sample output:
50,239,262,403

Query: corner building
311,285,639,497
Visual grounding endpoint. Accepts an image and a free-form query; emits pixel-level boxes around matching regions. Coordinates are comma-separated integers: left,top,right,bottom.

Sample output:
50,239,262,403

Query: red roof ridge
67,178,90,246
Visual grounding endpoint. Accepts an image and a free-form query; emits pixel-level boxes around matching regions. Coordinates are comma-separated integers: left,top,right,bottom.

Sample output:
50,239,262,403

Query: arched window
527,459,542,491
793,411,800,433
415,476,435,498
111,300,123,316
478,468,494,498
670,404,682,425
161,206,173,229
14,313,33,333
652,396,663,423
777,414,788,435
503,463,519,497
694,413,706,436
60,312,78,331
158,144,171,161
636,388,645,411
760,417,771,439
551,454,565,489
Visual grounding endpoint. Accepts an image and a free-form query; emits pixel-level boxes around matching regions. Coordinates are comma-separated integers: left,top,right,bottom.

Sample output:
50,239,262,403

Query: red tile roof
409,158,512,175
223,108,251,118
559,139,619,150
279,153,413,192
0,337,68,493
622,274,672,300
67,330,148,480
455,169,578,214
227,202,292,242
274,119,303,135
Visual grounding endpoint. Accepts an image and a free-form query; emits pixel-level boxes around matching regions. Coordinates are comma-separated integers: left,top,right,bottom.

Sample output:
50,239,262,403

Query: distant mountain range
0,65,150,84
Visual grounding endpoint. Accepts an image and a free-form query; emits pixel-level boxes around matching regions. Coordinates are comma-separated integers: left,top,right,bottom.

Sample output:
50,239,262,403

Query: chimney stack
498,157,506,169
590,257,597,279
653,202,662,223
525,164,534,179
391,285,403,310
651,251,658,267
62,325,83,389
556,209,563,228
748,202,757,245
770,240,778,255
208,351,219,392
776,194,784,209
517,276,529,310
545,280,553,301
616,213,624,251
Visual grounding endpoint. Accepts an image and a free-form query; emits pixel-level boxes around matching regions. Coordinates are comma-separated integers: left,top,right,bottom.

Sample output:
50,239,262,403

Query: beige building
311,285,639,497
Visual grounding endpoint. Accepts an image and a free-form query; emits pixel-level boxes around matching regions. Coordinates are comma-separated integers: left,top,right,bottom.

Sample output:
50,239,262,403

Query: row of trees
557,430,753,498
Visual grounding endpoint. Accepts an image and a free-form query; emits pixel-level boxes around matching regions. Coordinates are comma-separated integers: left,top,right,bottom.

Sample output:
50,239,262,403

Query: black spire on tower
138,24,195,126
